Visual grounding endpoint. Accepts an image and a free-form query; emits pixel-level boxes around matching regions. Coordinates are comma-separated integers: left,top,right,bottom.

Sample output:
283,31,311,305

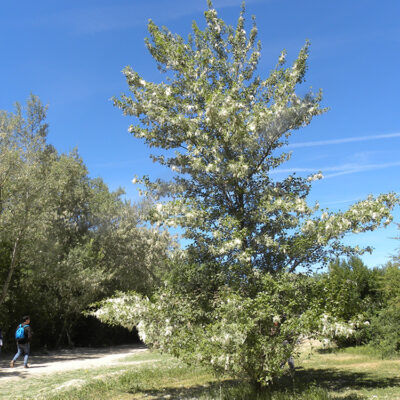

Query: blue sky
1,0,399,268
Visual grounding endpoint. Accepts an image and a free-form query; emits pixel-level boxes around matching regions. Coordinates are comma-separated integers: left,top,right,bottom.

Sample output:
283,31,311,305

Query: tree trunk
250,378,267,394
56,323,66,348
66,328,74,348
0,236,20,307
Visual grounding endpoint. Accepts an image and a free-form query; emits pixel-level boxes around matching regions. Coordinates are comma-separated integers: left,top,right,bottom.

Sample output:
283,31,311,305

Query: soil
0,344,149,382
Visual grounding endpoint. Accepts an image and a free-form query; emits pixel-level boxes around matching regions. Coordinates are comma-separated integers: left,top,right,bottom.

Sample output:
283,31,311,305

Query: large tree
103,1,398,386
115,3,396,283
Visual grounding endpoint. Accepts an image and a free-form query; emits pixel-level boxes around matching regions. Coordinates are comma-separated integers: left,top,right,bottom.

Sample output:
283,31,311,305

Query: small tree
102,1,398,386
0,95,49,307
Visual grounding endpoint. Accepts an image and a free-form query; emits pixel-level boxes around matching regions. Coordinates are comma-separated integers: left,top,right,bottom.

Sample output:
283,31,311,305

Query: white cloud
322,196,363,206
272,161,400,179
33,0,266,35
288,132,400,149
323,161,400,179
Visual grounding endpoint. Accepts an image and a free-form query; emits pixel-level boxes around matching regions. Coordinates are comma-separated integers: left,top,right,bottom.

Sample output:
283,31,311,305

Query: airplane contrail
272,161,400,178
288,132,400,148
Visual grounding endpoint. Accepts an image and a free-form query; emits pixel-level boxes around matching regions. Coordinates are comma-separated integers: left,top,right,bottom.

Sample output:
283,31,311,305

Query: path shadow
126,367,400,400
0,366,32,380
278,366,400,399
316,347,339,354
294,366,400,391
130,380,366,400
128,379,239,400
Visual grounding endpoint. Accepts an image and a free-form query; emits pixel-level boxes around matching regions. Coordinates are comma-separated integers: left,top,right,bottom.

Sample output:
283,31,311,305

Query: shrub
92,272,316,387
370,303,400,358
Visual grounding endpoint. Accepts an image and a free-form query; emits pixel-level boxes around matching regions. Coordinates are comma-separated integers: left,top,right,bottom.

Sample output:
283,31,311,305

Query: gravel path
0,344,148,382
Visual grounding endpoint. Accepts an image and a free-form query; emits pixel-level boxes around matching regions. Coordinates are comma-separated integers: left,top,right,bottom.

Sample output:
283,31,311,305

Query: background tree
0,96,174,348
369,249,400,357
322,257,381,321
311,257,382,347
315,234,400,354
115,3,395,282
0,95,49,307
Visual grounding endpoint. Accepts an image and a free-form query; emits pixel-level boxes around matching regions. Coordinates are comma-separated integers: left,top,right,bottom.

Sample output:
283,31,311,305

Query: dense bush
313,257,382,347
368,262,400,356
370,303,400,358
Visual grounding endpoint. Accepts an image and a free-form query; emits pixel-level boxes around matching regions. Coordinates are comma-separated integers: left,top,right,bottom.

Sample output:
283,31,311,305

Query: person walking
10,315,33,368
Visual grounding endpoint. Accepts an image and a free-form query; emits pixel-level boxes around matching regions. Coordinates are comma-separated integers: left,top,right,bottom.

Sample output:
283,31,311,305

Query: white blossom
307,172,323,182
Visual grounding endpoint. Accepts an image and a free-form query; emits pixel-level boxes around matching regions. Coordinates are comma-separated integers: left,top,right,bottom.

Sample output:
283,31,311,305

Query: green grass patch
44,359,214,400
117,349,169,363
299,344,400,399
4,345,400,399
44,360,330,400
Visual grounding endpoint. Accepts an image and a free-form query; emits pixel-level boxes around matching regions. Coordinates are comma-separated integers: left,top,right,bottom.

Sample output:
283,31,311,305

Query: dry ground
0,344,148,383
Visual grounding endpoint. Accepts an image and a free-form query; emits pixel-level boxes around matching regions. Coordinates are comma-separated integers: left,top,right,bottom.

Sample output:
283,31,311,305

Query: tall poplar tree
103,2,398,386
114,2,396,279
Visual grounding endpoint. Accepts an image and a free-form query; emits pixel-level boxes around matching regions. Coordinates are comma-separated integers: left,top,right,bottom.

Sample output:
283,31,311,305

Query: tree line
314,255,400,357
0,95,174,349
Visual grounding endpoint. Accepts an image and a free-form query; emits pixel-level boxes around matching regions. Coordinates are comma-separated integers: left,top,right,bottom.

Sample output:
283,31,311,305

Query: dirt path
0,344,149,382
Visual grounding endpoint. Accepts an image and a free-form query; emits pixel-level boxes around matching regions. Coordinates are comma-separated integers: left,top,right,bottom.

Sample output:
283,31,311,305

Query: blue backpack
15,324,28,340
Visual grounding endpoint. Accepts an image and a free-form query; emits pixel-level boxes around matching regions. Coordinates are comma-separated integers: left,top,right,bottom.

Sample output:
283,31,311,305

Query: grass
298,343,400,399
3,344,400,399
44,361,329,400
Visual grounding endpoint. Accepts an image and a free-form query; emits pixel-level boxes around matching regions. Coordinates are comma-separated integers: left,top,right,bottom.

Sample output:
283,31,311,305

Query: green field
2,344,400,400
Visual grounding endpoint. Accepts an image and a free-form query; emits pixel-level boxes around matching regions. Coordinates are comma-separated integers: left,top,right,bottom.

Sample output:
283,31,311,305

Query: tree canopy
114,2,397,283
